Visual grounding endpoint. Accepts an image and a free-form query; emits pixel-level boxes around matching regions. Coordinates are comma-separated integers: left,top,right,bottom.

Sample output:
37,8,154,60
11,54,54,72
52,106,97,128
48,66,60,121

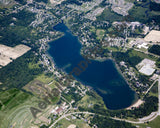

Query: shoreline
112,57,139,107
44,23,138,110
112,57,137,92
46,41,139,110
126,99,144,110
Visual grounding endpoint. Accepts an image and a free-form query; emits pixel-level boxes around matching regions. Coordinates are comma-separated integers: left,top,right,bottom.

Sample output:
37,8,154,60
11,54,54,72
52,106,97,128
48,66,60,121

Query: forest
109,96,158,119
90,115,136,128
0,51,43,90
148,45,160,56
0,9,36,47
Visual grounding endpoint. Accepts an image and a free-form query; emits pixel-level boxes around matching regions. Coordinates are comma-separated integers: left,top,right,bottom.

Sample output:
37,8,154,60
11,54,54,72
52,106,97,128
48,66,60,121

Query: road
134,48,159,58
49,112,95,128
145,79,158,96
111,112,158,124
49,76,160,127
112,75,160,124
126,46,160,58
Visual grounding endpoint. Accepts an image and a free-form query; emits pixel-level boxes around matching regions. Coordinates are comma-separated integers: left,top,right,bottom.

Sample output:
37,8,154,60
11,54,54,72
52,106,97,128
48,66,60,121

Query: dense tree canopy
148,45,160,56
0,51,43,90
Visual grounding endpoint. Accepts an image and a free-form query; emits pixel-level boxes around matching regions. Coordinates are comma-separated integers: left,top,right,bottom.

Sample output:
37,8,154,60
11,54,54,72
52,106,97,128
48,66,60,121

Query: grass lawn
148,81,158,98
96,8,122,23
128,49,157,61
106,46,122,52
78,95,96,108
36,74,53,84
56,118,91,128
134,116,160,128
96,29,105,40
0,89,39,128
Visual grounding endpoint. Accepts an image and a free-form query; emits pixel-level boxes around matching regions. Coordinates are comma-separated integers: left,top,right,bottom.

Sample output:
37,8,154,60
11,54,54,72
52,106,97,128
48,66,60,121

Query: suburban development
0,0,160,128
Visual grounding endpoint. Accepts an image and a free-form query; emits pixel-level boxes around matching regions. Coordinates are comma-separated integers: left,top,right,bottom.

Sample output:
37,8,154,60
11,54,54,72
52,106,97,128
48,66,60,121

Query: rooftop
137,59,156,76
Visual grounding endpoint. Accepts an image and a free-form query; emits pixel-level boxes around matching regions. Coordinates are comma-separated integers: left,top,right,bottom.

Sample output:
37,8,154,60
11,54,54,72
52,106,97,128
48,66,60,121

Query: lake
48,23,137,110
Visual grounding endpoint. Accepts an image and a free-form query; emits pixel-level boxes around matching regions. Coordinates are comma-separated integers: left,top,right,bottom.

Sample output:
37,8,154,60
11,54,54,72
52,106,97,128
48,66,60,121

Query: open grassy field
97,7,123,23
36,74,53,84
56,117,91,128
0,72,61,128
36,74,56,89
78,95,97,108
23,74,58,98
0,44,31,66
0,89,39,128
128,49,157,61
0,77,60,128
134,116,160,128
148,81,158,97
96,29,105,40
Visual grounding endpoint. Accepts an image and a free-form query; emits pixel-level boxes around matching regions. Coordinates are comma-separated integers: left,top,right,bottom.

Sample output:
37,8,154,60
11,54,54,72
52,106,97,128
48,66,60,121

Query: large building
136,59,156,76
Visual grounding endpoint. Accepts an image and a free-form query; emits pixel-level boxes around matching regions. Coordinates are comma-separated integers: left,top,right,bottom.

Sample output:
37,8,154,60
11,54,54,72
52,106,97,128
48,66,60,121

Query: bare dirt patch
144,30,160,42
67,124,77,128
0,44,31,66
0,54,12,66
126,99,144,110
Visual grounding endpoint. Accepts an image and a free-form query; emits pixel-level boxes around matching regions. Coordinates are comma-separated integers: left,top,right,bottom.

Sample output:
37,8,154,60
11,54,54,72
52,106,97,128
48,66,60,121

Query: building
136,59,156,76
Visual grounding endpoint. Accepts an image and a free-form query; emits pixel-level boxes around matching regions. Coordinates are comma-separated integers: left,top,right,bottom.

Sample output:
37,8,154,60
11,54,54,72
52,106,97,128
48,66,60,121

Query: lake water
48,23,137,110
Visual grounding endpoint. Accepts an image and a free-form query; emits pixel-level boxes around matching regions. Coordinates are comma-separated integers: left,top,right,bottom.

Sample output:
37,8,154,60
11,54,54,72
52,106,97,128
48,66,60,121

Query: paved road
49,112,95,128
112,112,158,124
126,46,160,58
145,79,158,96
112,75,160,124
49,76,160,127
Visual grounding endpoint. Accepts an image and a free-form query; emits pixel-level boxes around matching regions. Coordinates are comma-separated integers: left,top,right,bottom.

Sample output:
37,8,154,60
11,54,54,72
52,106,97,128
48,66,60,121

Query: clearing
0,44,31,66
144,30,160,42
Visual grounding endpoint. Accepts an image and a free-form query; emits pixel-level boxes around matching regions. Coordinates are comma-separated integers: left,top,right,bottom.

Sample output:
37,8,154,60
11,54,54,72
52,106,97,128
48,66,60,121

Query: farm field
0,89,38,128
56,118,91,128
0,74,60,128
0,44,31,66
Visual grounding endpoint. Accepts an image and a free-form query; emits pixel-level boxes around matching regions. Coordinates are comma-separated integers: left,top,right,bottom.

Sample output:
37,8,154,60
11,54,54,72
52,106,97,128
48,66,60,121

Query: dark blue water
48,23,137,110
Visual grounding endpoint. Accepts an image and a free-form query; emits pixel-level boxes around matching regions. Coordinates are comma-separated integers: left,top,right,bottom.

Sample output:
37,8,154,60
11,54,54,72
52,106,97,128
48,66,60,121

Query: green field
0,72,60,128
96,29,105,40
0,89,39,128
148,81,158,97
55,117,91,128
113,49,157,68
134,116,160,128
78,95,97,109
96,7,123,23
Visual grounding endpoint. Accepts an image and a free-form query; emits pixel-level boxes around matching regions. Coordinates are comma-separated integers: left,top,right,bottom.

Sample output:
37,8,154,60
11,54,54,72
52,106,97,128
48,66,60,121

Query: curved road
112,75,160,124
49,112,95,128
49,76,160,127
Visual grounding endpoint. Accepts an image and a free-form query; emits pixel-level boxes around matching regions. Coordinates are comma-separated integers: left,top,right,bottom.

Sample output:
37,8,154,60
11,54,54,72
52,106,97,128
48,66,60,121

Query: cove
48,23,137,110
